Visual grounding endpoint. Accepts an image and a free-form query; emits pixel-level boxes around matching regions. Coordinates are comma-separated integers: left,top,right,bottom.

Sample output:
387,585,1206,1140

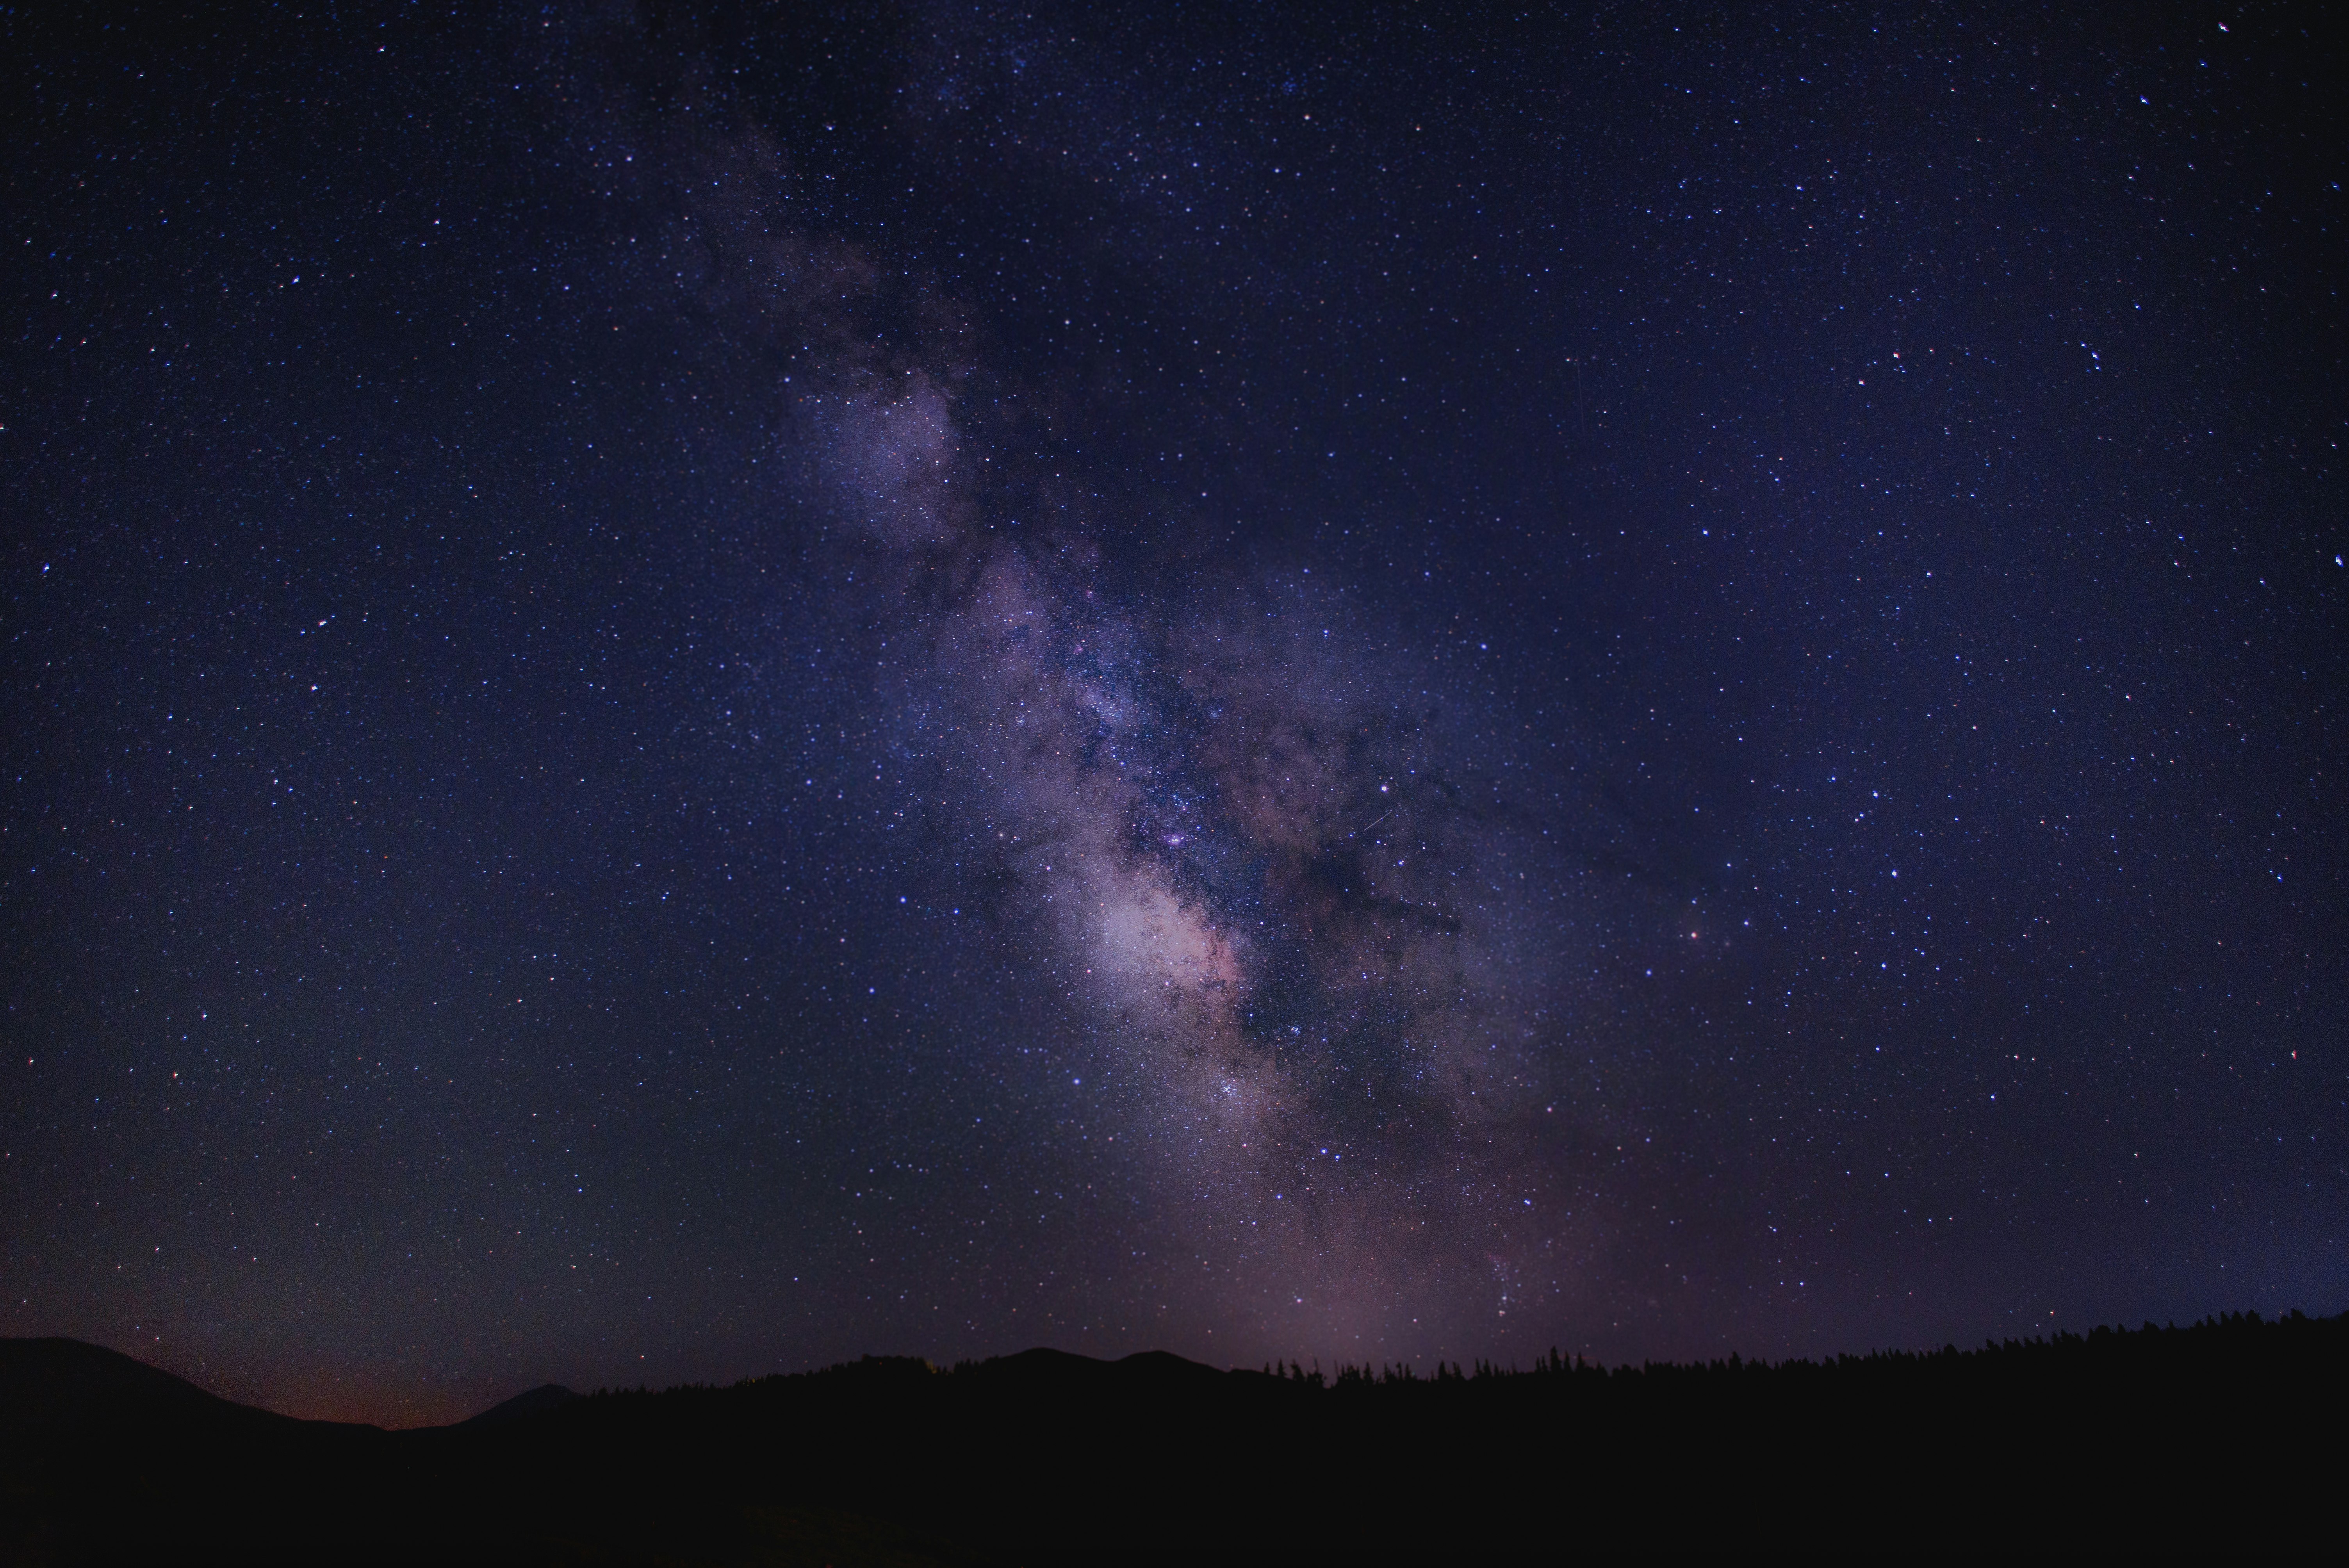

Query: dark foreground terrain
6,1310,2342,1563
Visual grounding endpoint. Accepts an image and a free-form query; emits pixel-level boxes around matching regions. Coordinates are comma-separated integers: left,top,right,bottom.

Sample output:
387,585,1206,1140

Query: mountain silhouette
0,1336,371,1443
5,1313,2342,1563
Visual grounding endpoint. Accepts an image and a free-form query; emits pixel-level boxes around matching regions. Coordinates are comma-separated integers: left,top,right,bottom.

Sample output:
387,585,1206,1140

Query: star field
3,4,2343,1426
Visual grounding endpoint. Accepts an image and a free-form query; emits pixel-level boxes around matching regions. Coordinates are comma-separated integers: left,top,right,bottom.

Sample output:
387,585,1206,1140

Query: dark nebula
4,4,2342,1425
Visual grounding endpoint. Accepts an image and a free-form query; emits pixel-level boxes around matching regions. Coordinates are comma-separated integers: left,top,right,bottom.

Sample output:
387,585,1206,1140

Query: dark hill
0,1336,372,1444
952,1344,1230,1396
1,1336,250,1438
5,1311,2344,1564
458,1381,581,1426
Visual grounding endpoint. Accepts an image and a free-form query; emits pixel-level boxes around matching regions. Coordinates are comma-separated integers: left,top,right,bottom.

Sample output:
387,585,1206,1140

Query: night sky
7,4,2344,1428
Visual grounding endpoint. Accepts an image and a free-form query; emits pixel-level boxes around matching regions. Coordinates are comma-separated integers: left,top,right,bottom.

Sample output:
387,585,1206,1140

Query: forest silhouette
6,1308,2339,1562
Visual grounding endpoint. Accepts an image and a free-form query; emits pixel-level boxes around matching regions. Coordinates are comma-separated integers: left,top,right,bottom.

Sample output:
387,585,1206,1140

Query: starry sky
6,4,2344,1427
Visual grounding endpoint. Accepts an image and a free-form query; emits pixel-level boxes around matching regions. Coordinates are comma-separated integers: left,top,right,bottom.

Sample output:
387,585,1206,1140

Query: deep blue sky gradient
5,3,2342,1425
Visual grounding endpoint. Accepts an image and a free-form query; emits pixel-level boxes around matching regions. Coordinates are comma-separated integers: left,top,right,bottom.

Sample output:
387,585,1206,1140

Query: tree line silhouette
5,1307,2339,1563
1236,1305,2344,1392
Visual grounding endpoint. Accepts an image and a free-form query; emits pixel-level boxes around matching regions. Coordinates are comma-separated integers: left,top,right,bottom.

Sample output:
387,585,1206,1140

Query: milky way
774,255,1629,1343
549,30,1666,1343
